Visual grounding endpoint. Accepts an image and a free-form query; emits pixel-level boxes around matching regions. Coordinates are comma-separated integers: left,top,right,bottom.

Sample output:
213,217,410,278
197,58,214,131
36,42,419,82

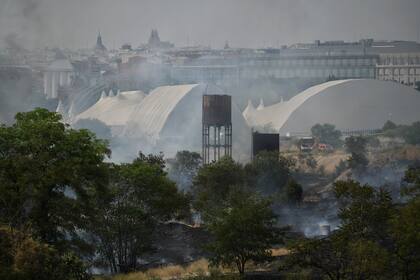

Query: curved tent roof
244,79,420,134
124,84,251,160
75,90,146,126
125,84,199,141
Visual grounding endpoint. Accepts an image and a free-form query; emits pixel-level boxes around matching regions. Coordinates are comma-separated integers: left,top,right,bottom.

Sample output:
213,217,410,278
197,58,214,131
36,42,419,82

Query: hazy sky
0,0,419,50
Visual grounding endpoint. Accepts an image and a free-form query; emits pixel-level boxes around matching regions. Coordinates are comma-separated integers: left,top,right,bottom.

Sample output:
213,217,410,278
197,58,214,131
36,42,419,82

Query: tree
92,153,190,273
392,165,420,279
402,164,420,197
345,136,368,170
382,120,397,131
0,108,110,252
285,179,303,206
288,178,420,280
391,198,420,280
192,156,245,216
167,150,202,191
206,189,281,275
0,226,91,280
334,180,394,243
287,181,395,279
244,151,295,196
287,233,390,280
402,121,420,145
311,123,342,148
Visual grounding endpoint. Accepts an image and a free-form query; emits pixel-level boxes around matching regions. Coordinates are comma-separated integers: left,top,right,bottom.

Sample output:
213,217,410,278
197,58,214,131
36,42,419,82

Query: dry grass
98,248,289,279
372,145,420,164
107,259,210,280
314,150,348,175
270,247,290,257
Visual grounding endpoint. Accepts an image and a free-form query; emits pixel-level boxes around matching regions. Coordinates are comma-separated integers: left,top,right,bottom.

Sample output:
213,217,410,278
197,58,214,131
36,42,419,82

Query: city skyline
1,0,420,50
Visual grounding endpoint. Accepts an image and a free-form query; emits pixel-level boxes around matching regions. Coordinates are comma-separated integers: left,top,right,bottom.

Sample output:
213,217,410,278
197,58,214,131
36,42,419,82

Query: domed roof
244,79,420,134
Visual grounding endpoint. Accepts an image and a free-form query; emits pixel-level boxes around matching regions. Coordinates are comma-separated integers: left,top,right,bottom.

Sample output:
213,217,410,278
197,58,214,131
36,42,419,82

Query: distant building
146,29,174,49
44,58,74,99
95,32,107,53
373,41,420,87
168,39,420,88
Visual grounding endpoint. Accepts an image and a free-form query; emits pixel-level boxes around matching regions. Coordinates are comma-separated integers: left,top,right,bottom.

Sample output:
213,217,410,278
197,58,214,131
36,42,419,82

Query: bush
311,123,342,148
0,226,91,280
286,179,303,206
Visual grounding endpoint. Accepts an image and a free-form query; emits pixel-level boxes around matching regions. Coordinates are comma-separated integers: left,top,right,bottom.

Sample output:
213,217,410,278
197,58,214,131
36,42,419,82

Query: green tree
192,156,245,216
382,120,397,131
92,153,190,273
206,189,281,275
402,164,420,197
244,151,295,196
391,198,420,280
285,179,303,206
334,180,394,243
288,181,395,279
287,233,390,280
311,123,342,148
391,165,420,279
345,136,368,171
168,150,202,191
402,121,420,145
0,226,91,280
0,108,110,252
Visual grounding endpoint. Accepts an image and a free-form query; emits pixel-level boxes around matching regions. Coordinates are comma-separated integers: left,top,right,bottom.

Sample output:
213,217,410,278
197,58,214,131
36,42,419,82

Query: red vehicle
317,143,333,151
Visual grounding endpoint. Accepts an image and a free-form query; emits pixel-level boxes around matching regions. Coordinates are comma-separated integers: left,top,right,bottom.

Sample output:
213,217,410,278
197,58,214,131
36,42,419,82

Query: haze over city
1,1,420,279
1,0,420,49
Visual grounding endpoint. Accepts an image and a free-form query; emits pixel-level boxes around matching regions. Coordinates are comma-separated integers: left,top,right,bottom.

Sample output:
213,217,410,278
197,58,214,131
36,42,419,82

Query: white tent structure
75,90,146,134
244,79,420,135
125,84,250,160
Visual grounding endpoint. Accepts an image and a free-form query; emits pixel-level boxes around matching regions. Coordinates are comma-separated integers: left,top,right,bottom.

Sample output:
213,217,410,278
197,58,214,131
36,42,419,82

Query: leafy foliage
206,189,281,275
402,121,420,145
192,156,245,216
382,121,420,145
168,150,202,191
0,108,110,252
311,123,342,148
345,136,368,170
285,179,303,206
244,151,295,196
92,152,190,273
288,178,420,280
0,226,91,280
287,233,390,280
334,180,394,242
382,120,397,131
402,164,420,197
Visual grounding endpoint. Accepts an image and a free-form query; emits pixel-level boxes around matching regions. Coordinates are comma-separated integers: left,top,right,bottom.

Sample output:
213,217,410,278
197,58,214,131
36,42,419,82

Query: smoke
20,0,39,18
0,0,47,50
1,0,420,50
4,33,25,52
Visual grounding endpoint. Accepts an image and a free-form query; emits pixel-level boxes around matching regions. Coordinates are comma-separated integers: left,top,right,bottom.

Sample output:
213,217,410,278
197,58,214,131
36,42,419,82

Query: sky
0,0,419,50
